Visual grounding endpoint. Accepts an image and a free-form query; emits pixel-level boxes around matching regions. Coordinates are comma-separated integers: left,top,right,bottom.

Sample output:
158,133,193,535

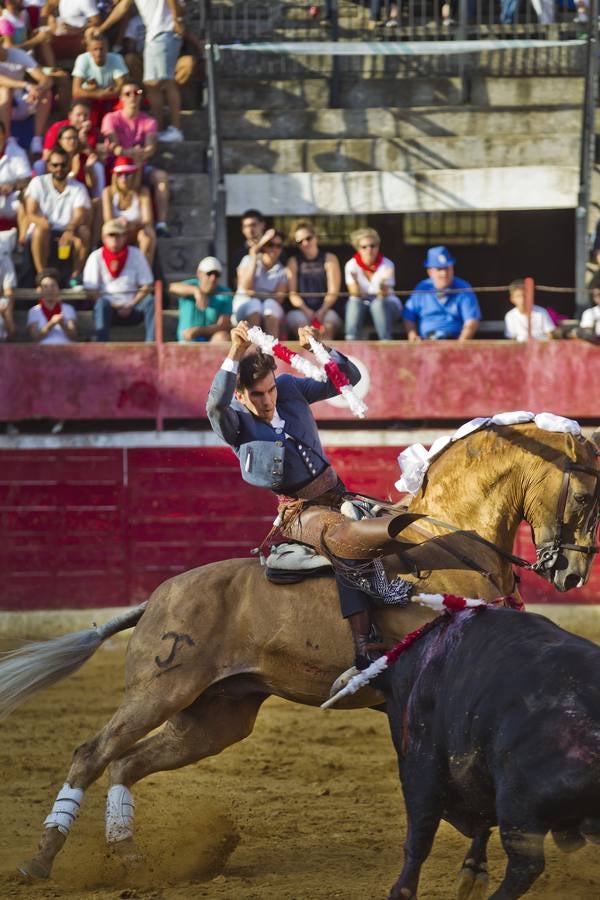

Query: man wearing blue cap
403,246,481,341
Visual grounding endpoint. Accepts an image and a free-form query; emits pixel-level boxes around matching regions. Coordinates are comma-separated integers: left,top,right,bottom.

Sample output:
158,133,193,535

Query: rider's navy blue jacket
206,351,361,494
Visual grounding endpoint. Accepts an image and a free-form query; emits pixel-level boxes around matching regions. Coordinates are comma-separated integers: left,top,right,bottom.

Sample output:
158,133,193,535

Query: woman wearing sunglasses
344,227,402,340
286,219,342,340
101,155,156,264
234,227,288,337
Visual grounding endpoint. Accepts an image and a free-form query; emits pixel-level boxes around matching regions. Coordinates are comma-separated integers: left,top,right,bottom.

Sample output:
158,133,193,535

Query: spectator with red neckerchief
83,217,154,341
344,226,402,340
27,266,77,343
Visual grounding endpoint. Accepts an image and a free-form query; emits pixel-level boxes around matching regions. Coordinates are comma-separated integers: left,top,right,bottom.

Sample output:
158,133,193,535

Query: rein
358,456,600,579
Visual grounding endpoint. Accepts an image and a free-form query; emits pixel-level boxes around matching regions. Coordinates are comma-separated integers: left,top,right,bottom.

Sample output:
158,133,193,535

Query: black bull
384,607,600,900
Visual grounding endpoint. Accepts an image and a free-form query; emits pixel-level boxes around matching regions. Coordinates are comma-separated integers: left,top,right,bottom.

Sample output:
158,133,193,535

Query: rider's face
237,372,277,423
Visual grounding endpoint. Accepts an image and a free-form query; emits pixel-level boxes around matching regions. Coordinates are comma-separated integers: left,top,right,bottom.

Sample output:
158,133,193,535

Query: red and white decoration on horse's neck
247,326,368,419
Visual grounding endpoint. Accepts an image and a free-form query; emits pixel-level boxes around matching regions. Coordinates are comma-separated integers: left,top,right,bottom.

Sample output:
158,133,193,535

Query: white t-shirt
58,0,98,28
72,51,128,89
504,305,556,342
344,254,397,299
27,302,76,344
24,174,91,229
581,304,600,335
83,245,153,307
0,139,30,218
0,46,37,80
136,0,175,43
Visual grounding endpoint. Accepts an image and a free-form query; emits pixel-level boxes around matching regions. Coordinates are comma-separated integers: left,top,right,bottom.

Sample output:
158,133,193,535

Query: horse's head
525,430,600,591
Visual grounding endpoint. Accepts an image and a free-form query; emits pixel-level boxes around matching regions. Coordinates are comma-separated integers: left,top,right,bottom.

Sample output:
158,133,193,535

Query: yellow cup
58,244,71,261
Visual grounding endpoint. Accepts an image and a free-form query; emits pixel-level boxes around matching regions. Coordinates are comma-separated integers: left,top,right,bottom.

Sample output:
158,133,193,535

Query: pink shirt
101,110,157,149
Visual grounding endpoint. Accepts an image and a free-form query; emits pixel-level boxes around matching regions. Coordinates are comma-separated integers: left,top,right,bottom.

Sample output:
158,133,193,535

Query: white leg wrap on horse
43,783,84,835
106,784,135,843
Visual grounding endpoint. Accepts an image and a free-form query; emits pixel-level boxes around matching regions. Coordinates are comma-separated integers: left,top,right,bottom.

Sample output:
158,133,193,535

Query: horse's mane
397,413,598,500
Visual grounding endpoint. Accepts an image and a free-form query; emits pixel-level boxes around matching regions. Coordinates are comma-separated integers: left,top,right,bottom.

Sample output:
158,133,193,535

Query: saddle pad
265,565,335,584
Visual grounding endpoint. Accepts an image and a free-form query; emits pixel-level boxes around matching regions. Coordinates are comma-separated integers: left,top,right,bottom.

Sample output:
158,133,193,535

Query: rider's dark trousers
335,572,370,617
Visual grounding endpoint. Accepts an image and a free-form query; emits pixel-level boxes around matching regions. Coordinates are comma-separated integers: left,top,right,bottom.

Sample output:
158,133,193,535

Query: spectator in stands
27,266,77,343
83,217,154,341
42,98,98,162
344,226,401,340
403,246,481,341
72,31,128,129
97,0,184,142
0,119,30,236
233,208,266,270
45,0,100,64
504,279,557,342
0,289,14,339
286,218,343,340
121,8,202,107
101,77,171,236
578,273,600,341
368,1,398,28
23,145,91,284
24,145,91,281
0,32,52,153
0,0,57,70
101,154,155,264
169,255,231,343
234,227,288,337
500,0,554,24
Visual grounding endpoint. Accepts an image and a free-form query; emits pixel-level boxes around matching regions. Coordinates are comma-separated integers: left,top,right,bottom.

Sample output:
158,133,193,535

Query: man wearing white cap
168,255,231,343
83,218,154,341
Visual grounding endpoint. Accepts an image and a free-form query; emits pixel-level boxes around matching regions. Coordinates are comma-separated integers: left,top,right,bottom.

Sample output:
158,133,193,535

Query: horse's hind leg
19,693,186,880
104,690,268,853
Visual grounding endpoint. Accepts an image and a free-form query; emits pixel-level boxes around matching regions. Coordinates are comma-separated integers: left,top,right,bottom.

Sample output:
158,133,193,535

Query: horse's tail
0,601,148,720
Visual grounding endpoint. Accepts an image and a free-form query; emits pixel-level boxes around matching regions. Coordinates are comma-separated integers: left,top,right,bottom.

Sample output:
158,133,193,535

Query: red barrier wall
1,341,599,423
1,446,597,610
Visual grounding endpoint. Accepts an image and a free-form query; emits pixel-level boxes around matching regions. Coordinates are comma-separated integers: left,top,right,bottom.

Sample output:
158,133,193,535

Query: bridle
530,460,600,575
374,456,600,582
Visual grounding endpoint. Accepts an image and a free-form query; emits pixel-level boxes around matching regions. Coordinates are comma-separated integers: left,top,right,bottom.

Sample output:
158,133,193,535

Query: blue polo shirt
404,276,481,339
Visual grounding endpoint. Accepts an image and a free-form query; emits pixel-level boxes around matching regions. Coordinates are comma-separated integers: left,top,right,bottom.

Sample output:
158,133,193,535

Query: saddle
265,498,403,585
265,542,333,584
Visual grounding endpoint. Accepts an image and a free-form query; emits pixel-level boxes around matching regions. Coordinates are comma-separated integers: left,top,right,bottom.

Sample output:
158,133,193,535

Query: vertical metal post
524,276,535,341
204,0,228,273
575,4,598,318
457,0,471,104
329,1,340,108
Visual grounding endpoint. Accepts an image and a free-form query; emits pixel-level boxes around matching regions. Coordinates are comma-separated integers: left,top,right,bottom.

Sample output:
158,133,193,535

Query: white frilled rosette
394,410,582,494
308,336,368,419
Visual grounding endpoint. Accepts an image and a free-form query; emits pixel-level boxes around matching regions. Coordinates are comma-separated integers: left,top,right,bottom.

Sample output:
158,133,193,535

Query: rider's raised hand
298,324,319,349
229,320,252,359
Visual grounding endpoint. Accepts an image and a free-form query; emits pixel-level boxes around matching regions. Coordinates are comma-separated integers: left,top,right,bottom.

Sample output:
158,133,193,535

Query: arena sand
1,614,600,899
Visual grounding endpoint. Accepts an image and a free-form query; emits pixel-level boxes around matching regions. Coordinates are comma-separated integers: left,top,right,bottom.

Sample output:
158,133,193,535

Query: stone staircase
203,1,590,226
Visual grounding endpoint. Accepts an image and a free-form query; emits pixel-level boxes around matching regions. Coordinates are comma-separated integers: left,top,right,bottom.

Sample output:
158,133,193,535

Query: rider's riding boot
347,609,385,671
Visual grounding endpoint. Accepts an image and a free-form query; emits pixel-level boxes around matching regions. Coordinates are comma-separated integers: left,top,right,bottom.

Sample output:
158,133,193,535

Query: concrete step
12,308,180,342
224,164,579,215
219,106,583,141
216,42,583,79
153,141,207,173
222,133,580,174
216,75,585,110
169,173,210,207
157,236,211,279
166,205,212,239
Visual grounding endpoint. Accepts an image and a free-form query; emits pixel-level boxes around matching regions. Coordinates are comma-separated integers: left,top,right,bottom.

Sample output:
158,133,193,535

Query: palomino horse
1,421,598,882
